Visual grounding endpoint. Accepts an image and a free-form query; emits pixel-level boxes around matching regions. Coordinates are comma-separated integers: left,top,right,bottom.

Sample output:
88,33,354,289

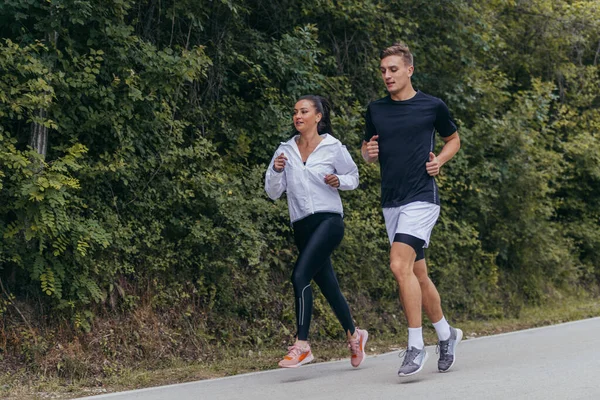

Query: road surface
79,317,600,400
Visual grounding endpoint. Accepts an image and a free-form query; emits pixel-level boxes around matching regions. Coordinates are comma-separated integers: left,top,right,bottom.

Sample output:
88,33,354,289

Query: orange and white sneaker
278,343,314,368
348,328,369,368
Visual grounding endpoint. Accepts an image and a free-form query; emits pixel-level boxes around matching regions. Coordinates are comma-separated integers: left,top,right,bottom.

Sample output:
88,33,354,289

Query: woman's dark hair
295,95,333,134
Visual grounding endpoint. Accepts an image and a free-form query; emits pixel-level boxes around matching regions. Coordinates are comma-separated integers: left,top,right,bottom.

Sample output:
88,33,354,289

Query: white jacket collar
280,133,339,147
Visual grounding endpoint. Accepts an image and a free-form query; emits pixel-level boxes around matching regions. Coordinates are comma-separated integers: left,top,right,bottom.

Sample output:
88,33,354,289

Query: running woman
265,95,368,369
361,43,463,377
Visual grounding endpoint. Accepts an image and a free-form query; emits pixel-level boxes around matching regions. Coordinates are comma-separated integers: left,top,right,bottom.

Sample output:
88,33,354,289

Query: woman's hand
324,174,340,188
273,153,288,172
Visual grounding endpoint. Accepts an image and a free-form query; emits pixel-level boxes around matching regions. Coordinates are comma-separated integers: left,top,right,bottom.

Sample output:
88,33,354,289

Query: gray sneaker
437,326,463,372
397,346,429,377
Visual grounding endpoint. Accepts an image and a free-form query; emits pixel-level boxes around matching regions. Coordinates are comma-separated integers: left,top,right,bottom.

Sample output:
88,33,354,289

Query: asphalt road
79,317,600,400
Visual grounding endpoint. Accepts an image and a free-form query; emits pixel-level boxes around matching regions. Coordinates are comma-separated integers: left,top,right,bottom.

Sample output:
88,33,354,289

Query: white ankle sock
433,316,451,341
407,327,424,349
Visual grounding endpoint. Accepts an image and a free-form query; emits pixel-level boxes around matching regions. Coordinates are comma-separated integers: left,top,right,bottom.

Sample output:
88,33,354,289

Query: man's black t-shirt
364,91,457,208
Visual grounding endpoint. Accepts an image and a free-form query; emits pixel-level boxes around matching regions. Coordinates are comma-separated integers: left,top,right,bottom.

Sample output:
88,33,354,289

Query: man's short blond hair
380,42,413,66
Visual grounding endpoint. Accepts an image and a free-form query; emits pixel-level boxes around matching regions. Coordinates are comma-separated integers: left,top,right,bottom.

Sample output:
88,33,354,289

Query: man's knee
412,260,429,285
390,258,413,280
415,272,431,287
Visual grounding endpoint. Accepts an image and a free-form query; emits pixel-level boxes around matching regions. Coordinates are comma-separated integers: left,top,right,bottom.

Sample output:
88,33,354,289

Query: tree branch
0,278,38,346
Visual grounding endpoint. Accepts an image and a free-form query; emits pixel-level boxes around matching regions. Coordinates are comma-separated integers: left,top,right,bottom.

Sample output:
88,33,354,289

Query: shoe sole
439,328,463,373
398,351,429,377
352,329,369,368
279,353,314,368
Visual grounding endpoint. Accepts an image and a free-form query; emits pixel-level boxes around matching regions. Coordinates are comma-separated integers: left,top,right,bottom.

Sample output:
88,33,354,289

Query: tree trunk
29,108,48,158
29,25,57,159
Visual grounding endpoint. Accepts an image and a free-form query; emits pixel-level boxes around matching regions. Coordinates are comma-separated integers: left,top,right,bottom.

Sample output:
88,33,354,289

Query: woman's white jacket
265,133,359,223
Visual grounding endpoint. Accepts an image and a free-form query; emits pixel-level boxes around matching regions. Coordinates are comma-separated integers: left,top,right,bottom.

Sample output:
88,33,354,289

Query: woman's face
293,100,321,134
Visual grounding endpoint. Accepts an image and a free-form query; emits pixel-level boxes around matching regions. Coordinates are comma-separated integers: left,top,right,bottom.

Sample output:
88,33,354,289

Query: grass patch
3,295,599,400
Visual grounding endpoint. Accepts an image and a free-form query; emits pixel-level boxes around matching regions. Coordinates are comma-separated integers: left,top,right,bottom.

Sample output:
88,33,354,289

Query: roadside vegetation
0,1,599,398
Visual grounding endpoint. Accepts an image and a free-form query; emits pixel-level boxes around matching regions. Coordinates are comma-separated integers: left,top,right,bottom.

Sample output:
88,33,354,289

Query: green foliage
0,0,599,368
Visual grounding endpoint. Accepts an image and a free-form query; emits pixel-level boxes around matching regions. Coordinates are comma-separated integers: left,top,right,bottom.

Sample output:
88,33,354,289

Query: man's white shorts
382,201,440,247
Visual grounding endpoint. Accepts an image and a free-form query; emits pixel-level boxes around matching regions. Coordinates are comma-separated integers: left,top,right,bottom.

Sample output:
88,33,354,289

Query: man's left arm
426,132,460,177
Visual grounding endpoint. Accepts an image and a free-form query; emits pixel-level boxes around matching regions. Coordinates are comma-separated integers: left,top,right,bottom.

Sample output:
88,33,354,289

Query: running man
361,43,463,377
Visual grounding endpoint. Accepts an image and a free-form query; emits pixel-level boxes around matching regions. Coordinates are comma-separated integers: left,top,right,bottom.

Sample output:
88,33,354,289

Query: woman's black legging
291,212,355,341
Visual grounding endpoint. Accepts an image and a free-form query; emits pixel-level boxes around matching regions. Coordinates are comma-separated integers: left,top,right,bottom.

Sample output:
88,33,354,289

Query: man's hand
428,132,460,176
324,174,340,188
273,152,287,172
426,152,441,176
362,135,379,163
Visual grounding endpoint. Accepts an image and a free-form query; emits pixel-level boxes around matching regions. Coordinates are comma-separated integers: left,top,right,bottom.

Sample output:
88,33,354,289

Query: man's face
380,55,413,95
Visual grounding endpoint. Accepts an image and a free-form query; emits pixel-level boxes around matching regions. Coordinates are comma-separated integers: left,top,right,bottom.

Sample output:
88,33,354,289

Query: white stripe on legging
299,284,311,326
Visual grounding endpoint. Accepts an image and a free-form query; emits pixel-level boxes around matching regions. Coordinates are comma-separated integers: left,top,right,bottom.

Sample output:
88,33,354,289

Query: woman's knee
291,270,309,291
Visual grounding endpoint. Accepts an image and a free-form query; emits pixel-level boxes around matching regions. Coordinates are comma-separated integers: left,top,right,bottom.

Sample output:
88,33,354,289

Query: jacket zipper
281,138,338,217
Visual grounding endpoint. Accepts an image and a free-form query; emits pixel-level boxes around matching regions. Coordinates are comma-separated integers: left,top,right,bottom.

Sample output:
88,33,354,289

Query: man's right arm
361,139,378,163
362,106,379,163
